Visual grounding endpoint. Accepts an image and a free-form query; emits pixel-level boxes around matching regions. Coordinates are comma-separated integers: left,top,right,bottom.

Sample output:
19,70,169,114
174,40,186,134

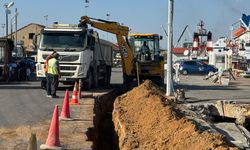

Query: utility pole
44,15,48,26
4,2,14,38
106,13,110,41
15,8,18,50
1,24,5,37
85,0,89,16
166,0,174,96
10,17,13,39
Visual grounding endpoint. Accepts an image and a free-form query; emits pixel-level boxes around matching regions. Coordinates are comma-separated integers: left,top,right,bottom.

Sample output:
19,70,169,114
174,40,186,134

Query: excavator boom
80,16,134,77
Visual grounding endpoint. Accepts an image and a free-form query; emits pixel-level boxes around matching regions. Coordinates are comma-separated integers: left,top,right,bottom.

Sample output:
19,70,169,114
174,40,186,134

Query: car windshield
39,31,87,50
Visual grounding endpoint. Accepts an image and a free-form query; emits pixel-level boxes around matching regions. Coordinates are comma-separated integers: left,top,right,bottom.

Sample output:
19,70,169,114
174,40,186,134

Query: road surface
0,67,123,127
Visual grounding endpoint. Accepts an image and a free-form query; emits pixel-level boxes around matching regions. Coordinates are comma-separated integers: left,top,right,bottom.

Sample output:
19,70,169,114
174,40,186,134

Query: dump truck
36,23,114,89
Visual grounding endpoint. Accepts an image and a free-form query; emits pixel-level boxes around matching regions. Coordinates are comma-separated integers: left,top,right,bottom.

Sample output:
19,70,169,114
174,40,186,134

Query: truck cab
36,23,112,89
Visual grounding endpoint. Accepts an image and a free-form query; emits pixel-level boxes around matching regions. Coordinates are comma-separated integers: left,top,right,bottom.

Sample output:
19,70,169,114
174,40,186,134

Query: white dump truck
36,23,113,89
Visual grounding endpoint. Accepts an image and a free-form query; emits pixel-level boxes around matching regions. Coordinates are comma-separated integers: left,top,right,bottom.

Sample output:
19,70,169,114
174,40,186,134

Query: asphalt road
0,68,123,127
0,81,56,127
175,74,250,103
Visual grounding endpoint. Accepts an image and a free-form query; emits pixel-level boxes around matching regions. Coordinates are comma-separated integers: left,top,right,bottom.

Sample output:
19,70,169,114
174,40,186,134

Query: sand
112,80,238,150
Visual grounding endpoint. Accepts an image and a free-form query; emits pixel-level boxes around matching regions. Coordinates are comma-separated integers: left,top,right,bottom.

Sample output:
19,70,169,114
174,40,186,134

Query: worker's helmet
52,52,59,59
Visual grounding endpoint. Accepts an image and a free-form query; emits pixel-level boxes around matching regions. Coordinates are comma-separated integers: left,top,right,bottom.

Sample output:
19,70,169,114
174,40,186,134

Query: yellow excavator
80,16,164,86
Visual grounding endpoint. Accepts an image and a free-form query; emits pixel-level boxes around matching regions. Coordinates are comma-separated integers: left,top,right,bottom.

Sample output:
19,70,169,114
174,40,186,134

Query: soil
112,80,238,150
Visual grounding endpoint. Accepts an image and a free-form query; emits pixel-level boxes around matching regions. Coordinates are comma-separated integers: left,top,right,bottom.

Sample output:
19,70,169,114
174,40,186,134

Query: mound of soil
112,80,238,150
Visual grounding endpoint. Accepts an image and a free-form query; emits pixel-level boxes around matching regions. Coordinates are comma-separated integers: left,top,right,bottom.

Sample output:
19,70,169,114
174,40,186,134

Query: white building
232,14,250,61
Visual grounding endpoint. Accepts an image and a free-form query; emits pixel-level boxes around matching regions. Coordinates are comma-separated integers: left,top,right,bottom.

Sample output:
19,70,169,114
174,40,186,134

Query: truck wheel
123,75,134,90
104,66,111,86
85,70,93,90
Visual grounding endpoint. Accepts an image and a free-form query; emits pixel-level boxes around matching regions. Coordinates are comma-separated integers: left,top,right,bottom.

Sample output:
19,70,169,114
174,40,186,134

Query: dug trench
92,87,122,150
94,80,250,150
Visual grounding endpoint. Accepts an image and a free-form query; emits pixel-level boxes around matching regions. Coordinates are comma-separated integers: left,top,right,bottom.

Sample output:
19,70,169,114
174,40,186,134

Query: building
232,14,250,61
172,42,192,62
9,23,45,56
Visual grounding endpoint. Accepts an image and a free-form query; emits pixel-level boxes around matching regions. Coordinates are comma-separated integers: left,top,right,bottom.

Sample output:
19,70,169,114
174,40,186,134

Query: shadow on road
175,84,239,91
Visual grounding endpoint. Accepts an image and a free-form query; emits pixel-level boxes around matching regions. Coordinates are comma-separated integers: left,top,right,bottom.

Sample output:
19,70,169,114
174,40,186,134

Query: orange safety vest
44,60,49,73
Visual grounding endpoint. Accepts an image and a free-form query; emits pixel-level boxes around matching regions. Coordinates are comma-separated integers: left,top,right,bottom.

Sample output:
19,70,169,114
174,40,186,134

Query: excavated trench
92,88,122,150
93,81,250,150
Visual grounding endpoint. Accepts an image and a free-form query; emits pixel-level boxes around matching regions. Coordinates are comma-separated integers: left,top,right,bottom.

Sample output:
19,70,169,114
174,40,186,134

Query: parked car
18,58,36,71
177,60,218,75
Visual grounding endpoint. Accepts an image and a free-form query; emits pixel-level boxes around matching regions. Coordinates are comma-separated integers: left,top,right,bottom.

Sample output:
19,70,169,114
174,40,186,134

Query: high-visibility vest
48,58,59,75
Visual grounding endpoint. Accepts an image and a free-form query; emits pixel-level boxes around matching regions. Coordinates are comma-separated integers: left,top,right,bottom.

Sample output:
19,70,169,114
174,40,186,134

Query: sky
0,0,249,49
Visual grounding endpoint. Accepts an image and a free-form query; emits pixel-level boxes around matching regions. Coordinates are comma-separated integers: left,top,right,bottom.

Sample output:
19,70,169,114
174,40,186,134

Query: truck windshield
39,31,86,50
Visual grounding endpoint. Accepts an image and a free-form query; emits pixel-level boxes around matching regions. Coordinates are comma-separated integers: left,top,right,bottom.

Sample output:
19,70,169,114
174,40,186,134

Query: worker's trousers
46,74,59,96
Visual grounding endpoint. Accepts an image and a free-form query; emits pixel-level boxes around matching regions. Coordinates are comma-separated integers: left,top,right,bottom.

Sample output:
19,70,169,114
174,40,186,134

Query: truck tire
104,66,111,86
123,74,134,90
83,69,93,90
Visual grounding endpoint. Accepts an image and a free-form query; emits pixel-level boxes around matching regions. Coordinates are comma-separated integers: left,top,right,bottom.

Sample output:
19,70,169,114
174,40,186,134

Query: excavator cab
129,34,162,62
129,34,164,84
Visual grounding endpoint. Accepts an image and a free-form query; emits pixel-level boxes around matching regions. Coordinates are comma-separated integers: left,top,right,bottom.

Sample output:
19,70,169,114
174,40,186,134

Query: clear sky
0,0,249,49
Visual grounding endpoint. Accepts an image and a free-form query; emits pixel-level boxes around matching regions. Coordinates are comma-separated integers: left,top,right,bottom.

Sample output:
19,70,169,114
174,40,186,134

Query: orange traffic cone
60,89,73,121
40,105,62,150
70,82,79,105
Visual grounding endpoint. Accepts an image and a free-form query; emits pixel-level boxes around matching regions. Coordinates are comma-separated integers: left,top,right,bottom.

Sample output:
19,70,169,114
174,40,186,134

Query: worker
43,51,56,88
140,41,151,61
46,52,60,98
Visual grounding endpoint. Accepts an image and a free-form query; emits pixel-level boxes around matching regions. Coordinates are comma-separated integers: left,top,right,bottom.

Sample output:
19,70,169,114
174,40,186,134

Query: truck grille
60,66,77,71
59,55,79,61
42,55,79,62
61,72,75,77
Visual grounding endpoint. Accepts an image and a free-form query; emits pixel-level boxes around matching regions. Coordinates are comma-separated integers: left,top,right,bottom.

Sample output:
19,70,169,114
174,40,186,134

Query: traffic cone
70,82,79,105
40,105,62,150
59,89,73,121
27,132,37,150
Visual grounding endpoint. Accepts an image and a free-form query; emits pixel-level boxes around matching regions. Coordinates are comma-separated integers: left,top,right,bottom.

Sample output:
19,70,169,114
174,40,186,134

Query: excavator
79,16,164,86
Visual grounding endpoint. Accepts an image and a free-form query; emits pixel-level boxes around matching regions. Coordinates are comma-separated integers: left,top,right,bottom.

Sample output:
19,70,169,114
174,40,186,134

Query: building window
29,33,35,39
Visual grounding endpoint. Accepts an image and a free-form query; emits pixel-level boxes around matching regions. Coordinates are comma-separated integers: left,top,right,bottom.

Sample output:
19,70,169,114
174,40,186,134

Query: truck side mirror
87,35,95,50
160,36,163,40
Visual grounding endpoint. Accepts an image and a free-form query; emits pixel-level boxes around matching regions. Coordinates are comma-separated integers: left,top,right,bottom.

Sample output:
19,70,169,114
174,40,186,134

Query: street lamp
4,1,14,38
85,0,89,15
1,24,5,37
106,13,110,40
44,15,48,26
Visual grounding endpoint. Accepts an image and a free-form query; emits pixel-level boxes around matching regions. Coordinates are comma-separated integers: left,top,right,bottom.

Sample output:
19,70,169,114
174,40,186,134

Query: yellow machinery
80,16,164,86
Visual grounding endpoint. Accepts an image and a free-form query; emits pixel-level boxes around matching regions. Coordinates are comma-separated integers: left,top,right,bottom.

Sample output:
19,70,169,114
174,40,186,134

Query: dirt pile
112,80,238,150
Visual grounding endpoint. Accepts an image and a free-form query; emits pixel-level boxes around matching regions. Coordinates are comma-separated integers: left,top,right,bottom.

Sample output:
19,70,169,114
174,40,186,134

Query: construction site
1,0,250,150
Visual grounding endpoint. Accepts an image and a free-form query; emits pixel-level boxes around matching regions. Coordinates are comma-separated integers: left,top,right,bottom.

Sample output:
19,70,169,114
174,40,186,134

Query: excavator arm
80,16,134,77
